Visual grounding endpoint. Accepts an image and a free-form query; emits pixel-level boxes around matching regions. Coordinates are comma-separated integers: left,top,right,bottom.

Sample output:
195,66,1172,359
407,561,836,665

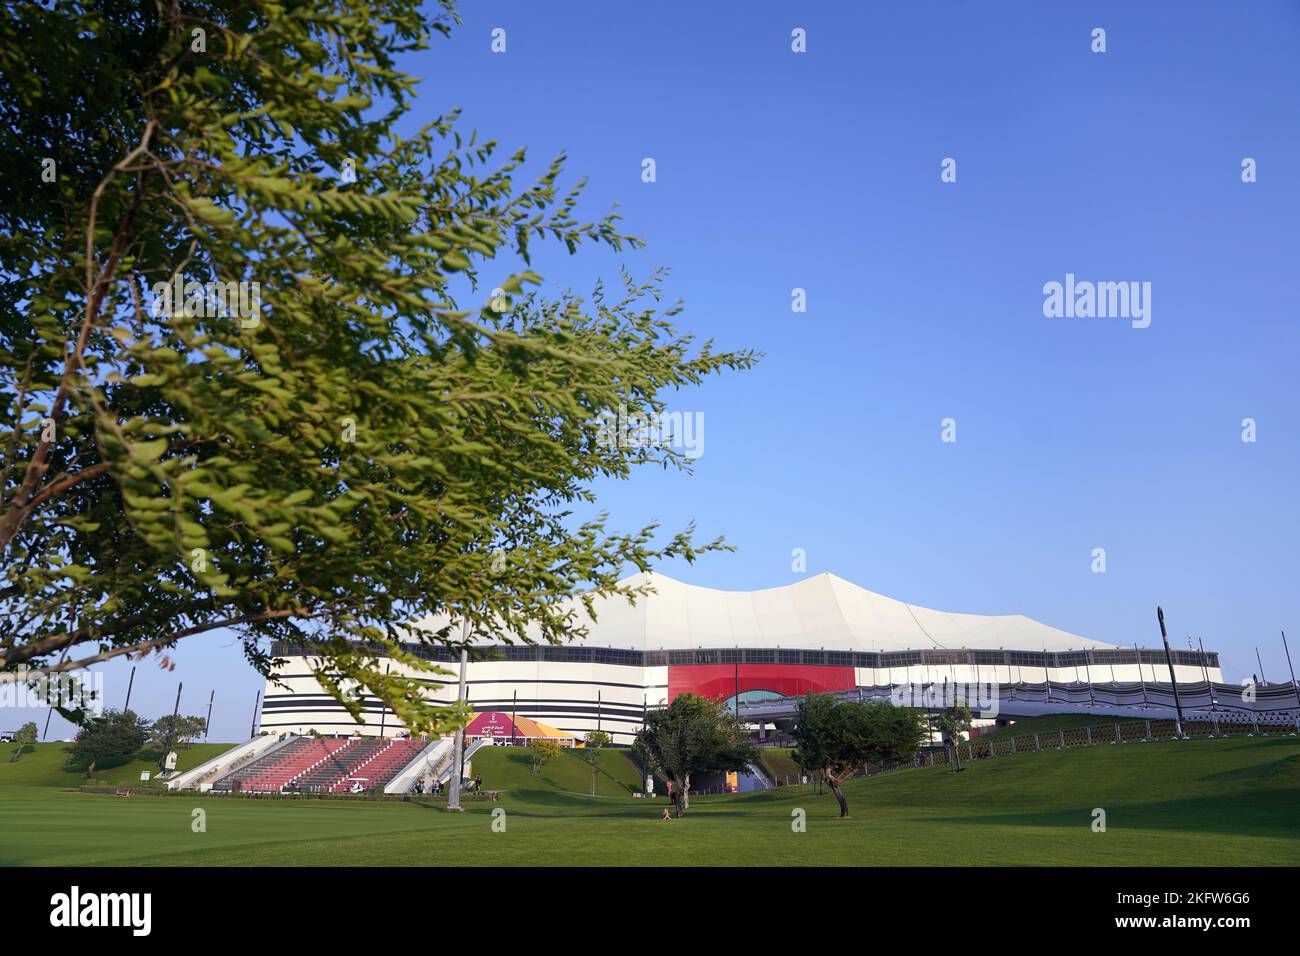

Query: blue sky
19,0,1300,741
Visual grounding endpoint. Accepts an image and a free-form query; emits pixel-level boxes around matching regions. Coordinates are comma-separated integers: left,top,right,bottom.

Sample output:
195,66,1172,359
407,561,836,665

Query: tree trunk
826,769,850,817
672,780,685,818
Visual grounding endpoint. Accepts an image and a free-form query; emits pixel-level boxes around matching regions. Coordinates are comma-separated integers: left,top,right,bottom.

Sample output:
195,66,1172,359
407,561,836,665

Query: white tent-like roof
409,571,1113,653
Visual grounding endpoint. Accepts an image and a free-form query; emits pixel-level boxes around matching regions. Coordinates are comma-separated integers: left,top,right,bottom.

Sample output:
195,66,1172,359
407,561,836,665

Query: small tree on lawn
936,704,973,772
583,730,612,796
147,715,208,752
792,694,928,818
8,721,37,762
528,738,560,775
69,708,148,771
634,693,756,818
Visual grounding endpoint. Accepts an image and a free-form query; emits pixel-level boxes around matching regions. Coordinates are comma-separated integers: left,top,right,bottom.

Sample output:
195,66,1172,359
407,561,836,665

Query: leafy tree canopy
69,707,148,766
7,719,37,761
527,737,560,774
147,713,208,751
0,1,754,734
635,693,755,816
792,694,927,817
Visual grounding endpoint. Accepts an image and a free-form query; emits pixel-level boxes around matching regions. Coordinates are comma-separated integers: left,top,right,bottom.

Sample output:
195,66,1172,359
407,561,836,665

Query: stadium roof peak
408,570,1113,654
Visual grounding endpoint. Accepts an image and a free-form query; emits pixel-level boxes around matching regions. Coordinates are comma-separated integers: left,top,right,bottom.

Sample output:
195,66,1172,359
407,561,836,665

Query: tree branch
0,607,310,671
0,121,156,551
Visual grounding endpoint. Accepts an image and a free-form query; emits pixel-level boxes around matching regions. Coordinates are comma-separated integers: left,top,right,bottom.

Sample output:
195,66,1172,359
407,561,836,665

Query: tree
634,694,756,817
0,1,754,735
68,708,148,768
7,720,36,762
792,694,928,818
582,729,612,797
936,704,973,772
147,714,207,752
527,738,560,775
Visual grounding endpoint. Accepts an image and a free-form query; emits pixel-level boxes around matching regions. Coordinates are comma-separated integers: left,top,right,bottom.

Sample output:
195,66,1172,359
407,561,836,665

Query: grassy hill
0,741,235,789
755,747,801,780
1,734,1296,866
468,745,644,796
971,714,1139,744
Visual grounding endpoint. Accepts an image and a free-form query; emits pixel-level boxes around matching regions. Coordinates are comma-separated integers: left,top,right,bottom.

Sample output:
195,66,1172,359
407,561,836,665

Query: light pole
378,661,391,737
447,618,471,812
42,647,70,741
1157,607,1186,738
1282,631,1299,711
1134,643,1148,707
1198,637,1215,711
160,682,183,771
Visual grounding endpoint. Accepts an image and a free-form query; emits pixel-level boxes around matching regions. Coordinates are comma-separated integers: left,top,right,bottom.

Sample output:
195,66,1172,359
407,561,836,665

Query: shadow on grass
1198,752,1300,784
923,789,1300,839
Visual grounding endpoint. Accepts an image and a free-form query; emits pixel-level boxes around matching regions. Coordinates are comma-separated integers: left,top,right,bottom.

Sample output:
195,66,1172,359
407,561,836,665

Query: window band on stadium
267,640,1219,671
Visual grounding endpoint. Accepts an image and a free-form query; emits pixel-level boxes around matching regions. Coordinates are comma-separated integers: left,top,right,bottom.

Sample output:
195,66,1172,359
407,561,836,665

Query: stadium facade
259,572,1223,744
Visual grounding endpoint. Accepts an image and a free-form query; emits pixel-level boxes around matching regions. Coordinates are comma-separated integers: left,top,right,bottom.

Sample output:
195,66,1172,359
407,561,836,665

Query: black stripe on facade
269,640,1219,670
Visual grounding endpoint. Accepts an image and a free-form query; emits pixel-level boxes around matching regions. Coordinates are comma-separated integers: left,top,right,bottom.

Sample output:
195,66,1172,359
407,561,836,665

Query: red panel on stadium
668,664,855,703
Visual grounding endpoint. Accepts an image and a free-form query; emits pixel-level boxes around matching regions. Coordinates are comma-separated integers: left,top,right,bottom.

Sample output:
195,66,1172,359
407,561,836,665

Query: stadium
257,571,1229,747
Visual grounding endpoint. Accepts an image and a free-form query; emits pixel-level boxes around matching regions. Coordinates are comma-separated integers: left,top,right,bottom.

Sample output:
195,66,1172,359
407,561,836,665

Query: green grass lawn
469,745,644,796
0,741,236,789
2,735,1297,866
